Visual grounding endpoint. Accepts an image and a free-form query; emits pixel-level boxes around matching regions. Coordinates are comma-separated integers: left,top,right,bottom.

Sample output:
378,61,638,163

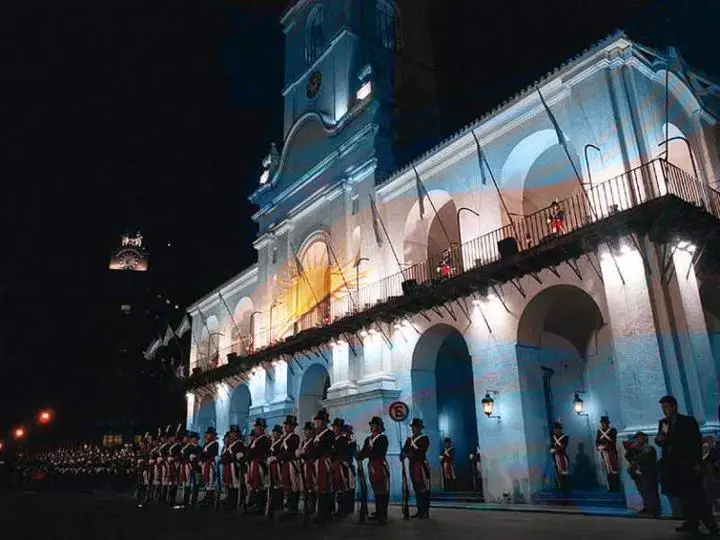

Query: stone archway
411,324,478,491
228,384,252,435
403,190,461,283
196,395,217,434
516,285,617,495
298,363,330,426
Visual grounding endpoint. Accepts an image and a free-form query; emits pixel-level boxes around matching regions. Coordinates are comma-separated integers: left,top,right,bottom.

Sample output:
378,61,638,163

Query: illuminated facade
184,0,720,510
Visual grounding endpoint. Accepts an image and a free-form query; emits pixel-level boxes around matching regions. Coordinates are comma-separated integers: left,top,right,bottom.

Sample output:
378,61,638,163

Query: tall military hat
229,425,240,433
254,418,267,428
332,418,345,428
284,415,298,426
553,421,563,429
188,431,200,440
369,416,385,431
314,408,329,422
175,424,186,438
342,424,353,434
600,416,610,424
205,426,217,436
272,424,283,434
302,421,314,431
410,418,424,429
443,437,452,444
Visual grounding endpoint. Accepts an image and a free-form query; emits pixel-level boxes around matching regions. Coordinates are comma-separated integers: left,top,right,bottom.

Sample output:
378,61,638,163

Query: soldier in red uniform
167,425,184,507
247,418,271,513
223,425,245,511
149,429,163,503
201,427,219,507
307,408,335,525
280,415,302,515
440,438,456,492
330,418,353,518
267,424,285,518
135,434,151,508
551,422,571,492
342,424,357,517
547,199,565,235
401,418,431,518
596,416,620,492
357,416,390,524
176,431,202,510
297,421,316,515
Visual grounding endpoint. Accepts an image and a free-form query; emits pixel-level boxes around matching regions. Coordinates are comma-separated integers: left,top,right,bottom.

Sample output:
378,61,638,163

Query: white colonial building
184,0,720,510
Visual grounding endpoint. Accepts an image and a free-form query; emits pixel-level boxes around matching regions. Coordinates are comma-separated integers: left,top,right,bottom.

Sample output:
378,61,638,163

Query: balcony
187,159,720,389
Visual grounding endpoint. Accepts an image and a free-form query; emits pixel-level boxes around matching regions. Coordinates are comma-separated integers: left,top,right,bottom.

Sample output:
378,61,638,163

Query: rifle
356,457,368,522
215,458,221,509
265,458,276,519
301,459,311,523
400,457,410,521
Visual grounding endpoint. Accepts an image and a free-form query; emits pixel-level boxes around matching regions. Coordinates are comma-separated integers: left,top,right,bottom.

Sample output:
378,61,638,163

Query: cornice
187,265,259,313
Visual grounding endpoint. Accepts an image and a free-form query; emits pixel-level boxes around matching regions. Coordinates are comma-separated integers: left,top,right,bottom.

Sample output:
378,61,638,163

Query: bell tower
278,0,438,178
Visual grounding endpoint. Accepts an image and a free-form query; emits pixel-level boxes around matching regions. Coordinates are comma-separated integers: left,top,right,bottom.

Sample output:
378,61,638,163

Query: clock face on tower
307,71,322,99
109,247,148,272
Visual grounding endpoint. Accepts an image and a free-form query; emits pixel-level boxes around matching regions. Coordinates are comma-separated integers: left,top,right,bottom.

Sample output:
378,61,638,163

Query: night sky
1,0,718,438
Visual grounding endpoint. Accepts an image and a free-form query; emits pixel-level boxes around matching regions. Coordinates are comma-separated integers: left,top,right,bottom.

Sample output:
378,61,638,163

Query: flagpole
537,89,598,222
291,243,324,325
218,291,248,354
413,165,455,251
369,194,405,279
322,232,357,313
471,130,520,242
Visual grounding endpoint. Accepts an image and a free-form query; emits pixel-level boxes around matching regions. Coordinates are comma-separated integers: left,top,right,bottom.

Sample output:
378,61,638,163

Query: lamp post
658,137,700,181
354,258,369,312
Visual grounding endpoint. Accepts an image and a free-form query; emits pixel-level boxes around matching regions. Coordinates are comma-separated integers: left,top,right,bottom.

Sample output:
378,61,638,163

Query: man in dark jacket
625,432,660,517
655,395,718,535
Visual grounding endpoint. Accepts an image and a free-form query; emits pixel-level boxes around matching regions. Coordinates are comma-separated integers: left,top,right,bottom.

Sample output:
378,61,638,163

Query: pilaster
328,341,359,398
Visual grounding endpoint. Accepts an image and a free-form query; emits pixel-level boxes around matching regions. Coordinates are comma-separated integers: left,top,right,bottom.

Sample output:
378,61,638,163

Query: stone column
185,392,196,431
328,341,358,398
357,332,396,391
266,361,296,426
214,383,231,449
248,367,268,420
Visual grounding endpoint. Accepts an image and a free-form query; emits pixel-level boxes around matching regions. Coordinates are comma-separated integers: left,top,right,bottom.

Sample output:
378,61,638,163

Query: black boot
226,488,238,511
377,494,389,524
344,490,354,516
308,493,317,514
168,487,178,507
136,486,146,508
190,486,199,508
286,492,299,515
205,490,216,509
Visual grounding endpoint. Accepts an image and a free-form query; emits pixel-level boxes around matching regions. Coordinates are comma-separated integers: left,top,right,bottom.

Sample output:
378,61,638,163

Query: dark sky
1,0,717,436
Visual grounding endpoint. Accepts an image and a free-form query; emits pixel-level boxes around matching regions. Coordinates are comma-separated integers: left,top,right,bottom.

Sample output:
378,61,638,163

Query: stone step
532,490,626,508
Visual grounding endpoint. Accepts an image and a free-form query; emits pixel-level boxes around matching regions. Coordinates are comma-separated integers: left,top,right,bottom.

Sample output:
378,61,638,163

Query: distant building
184,0,720,510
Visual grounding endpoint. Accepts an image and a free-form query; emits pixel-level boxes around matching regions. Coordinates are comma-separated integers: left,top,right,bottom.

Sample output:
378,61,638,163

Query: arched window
376,0,402,51
305,6,324,64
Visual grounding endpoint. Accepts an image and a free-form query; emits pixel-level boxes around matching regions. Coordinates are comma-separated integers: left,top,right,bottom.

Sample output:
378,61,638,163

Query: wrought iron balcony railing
188,159,720,386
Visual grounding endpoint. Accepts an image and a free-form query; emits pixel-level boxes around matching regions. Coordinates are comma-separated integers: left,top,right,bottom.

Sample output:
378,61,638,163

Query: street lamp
38,410,53,425
573,392,588,416
13,427,26,440
481,391,501,422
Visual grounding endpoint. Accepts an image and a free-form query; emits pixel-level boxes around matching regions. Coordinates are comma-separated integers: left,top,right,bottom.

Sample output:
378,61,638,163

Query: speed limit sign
388,401,409,423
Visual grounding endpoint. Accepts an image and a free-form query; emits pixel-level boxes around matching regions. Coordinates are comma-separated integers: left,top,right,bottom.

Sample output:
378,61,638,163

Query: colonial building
184,0,720,510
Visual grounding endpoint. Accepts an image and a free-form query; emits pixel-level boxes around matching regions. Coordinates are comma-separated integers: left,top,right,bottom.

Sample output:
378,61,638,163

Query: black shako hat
600,416,610,424
205,427,217,436
272,424,283,434
314,408,329,422
302,421,314,431
229,425,240,433
188,431,200,440
332,418,345,428
254,418,267,428
369,416,385,431
553,422,563,429
410,418,424,429
284,415,298,426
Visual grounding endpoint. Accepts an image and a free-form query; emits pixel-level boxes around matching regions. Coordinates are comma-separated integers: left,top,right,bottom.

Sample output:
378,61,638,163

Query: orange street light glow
14,427,25,439
38,410,52,424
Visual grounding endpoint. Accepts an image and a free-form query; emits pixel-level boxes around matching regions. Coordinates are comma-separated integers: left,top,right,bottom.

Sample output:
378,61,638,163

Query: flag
175,315,191,338
143,338,161,361
537,89,567,148
162,324,175,346
413,166,425,219
369,195,383,246
471,130,488,186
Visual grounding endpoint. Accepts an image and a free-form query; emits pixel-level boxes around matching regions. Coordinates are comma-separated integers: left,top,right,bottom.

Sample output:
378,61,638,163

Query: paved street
0,491,697,540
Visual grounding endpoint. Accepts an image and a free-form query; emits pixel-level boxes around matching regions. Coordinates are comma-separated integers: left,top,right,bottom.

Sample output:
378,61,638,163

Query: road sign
388,401,409,423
